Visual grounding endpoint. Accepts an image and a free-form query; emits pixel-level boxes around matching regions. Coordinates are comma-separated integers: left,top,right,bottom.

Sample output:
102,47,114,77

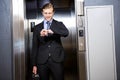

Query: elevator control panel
31,22,35,32
76,0,85,51
78,28,85,51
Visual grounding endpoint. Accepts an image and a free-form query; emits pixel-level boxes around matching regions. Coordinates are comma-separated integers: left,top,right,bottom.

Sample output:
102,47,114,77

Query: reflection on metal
76,0,84,16
12,0,25,80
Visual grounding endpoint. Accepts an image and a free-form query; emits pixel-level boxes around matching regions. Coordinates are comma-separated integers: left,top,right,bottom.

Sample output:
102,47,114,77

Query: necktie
46,21,50,30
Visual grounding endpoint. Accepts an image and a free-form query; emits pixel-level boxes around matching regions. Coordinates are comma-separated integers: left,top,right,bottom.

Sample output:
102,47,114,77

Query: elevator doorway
25,0,79,80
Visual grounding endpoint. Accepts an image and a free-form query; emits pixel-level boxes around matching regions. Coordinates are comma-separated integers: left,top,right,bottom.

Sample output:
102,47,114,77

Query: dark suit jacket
31,19,69,66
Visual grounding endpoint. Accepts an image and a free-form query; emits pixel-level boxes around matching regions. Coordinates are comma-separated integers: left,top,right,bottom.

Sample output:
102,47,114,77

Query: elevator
25,0,79,80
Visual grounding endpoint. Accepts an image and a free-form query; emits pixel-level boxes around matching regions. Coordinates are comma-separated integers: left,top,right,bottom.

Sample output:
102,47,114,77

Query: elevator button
79,30,84,37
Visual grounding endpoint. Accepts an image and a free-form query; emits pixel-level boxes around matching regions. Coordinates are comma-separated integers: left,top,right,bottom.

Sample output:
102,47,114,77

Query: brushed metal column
12,0,26,80
75,0,87,80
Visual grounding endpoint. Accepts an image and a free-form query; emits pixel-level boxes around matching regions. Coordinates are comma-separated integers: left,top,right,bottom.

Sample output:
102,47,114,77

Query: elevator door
85,5,117,80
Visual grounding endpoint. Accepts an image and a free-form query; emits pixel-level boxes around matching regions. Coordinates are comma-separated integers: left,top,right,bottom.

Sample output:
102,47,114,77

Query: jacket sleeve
51,21,69,37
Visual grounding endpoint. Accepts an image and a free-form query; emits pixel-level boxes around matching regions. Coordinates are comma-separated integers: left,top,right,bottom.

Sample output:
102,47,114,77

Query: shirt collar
44,19,53,24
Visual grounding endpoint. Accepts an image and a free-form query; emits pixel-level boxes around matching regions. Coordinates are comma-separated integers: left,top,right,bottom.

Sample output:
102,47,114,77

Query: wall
0,0,13,80
85,0,120,80
113,1,120,80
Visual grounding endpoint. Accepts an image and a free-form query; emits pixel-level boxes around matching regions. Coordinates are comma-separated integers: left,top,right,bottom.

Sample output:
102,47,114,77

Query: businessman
31,3,69,80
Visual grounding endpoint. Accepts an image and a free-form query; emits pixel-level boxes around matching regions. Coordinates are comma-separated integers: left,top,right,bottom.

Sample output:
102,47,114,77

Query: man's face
42,8,54,21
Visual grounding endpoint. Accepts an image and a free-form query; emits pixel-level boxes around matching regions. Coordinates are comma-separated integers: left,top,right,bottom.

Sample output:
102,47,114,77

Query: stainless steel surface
12,0,26,80
77,16,85,51
75,0,87,80
76,0,84,16
77,52,87,80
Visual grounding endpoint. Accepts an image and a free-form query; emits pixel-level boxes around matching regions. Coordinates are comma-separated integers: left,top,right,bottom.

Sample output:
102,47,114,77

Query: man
31,3,69,80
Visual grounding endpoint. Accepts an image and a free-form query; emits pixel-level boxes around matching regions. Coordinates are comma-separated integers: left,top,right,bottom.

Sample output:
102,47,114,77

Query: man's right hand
40,29,48,36
33,66,37,74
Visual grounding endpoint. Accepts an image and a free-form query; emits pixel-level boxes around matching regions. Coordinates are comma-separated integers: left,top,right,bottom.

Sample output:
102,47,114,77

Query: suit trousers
37,57,64,80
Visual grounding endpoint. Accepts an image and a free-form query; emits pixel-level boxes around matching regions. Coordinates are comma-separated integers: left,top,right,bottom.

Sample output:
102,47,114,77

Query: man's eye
44,12,52,14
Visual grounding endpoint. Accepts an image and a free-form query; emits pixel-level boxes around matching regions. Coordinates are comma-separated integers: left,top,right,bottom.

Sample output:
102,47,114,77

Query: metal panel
85,5,117,80
75,0,87,80
12,0,26,80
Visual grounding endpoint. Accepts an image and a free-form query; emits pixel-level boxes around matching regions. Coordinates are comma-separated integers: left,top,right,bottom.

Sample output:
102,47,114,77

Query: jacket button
49,53,51,56
48,45,51,47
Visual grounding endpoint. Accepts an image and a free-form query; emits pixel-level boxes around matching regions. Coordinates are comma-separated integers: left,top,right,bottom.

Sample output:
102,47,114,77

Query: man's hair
41,3,55,12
